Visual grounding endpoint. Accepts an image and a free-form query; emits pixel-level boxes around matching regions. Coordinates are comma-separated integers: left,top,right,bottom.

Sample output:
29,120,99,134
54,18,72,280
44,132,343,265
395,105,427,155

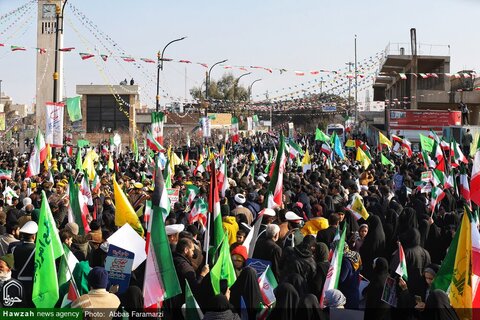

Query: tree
190,73,249,101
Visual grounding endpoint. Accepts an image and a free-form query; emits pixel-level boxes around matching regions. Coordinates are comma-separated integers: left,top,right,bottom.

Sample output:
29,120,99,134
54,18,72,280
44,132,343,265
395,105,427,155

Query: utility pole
410,28,418,110
354,35,358,130
346,62,354,110
266,91,272,131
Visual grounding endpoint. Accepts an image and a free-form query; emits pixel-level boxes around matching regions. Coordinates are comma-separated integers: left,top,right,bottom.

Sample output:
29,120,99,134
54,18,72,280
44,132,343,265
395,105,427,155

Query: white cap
234,193,246,204
165,224,185,236
285,211,303,222
261,208,276,217
19,221,38,234
257,176,266,183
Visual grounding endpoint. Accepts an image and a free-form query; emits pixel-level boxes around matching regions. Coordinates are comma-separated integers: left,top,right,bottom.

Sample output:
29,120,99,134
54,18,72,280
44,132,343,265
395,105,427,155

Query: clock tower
36,0,64,132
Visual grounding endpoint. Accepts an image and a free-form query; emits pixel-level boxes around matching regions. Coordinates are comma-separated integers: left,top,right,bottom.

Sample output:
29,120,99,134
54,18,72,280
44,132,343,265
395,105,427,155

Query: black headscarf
311,242,330,296
267,283,299,320
296,294,325,320
284,273,308,298
119,285,144,313
205,294,232,312
359,215,385,279
229,267,262,318
424,290,459,320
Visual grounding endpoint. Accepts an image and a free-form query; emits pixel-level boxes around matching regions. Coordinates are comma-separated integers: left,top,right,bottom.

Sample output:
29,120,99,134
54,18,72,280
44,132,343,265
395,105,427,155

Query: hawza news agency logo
2,280,23,306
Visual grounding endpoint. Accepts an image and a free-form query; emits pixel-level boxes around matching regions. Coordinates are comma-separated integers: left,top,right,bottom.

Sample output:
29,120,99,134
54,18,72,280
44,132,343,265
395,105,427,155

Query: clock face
42,4,56,19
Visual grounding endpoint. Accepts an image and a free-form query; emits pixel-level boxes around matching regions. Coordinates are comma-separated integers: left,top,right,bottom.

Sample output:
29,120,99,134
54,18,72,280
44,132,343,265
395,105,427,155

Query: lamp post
234,73,251,100
156,36,187,112
52,0,68,161
205,59,227,116
53,0,68,104
248,79,262,102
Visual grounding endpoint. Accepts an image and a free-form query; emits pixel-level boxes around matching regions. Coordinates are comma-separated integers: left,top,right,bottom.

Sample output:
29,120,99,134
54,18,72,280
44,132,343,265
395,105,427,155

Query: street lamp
248,79,262,102
53,0,68,104
233,72,251,102
156,36,187,112
204,59,227,116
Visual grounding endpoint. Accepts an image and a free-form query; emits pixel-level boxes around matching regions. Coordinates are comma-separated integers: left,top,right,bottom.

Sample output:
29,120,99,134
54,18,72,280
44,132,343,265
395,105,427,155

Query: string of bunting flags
0,0,35,39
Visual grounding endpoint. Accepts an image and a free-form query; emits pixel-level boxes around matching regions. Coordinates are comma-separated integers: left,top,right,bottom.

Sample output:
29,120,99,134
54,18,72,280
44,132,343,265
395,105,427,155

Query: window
86,95,129,133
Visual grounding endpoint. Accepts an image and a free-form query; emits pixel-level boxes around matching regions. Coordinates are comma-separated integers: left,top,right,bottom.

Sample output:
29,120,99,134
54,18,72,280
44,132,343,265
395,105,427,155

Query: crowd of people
0,130,471,320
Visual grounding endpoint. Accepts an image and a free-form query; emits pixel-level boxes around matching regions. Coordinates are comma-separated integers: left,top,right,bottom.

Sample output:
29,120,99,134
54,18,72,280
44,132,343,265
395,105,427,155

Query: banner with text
45,102,64,147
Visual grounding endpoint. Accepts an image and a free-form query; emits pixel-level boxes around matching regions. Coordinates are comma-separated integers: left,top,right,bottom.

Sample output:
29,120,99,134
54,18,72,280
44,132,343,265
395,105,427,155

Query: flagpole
204,213,210,265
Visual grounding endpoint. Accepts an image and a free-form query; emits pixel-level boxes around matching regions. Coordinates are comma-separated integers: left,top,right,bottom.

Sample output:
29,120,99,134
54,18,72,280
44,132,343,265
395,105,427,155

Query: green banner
419,134,434,152
66,96,82,122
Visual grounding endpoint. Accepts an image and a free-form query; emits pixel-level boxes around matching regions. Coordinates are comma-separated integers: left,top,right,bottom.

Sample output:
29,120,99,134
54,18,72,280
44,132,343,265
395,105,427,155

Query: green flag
69,177,86,235
420,134,434,152
315,128,330,142
32,191,65,308
185,281,204,320
66,96,82,122
77,139,90,148
431,213,462,291
75,149,82,171
210,234,237,295
381,154,395,167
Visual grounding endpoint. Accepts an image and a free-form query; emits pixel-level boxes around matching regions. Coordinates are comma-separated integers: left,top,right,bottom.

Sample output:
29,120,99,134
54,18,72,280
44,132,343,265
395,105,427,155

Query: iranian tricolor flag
430,186,445,213
188,198,208,225
208,161,224,258
0,169,12,180
452,139,468,166
79,52,94,60
146,131,164,152
143,163,181,308
151,112,165,146
471,138,480,207
320,224,347,308
460,165,471,203
218,159,229,198
321,143,332,155
26,130,47,178
185,184,200,208
288,140,304,159
395,242,408,280
258,265,278,306
266,134,287,209
231,117,239,143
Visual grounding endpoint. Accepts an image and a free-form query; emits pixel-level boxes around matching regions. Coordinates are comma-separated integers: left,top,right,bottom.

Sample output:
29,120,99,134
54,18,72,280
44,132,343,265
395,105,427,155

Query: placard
246,258,271,278
381,276,397,307
105,244,134,294
107,223,146,270
167,188,180,208
45,102,64,147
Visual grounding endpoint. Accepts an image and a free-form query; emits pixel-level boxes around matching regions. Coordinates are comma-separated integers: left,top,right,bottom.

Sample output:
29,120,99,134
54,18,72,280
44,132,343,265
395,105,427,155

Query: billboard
388,109,461,132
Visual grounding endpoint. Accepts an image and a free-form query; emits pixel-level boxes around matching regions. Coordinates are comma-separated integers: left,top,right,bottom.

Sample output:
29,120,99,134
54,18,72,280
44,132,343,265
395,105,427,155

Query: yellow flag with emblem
356,147,371,170
449,210,472,318
349,195,369,221
113,176,144,237
379,131,392,148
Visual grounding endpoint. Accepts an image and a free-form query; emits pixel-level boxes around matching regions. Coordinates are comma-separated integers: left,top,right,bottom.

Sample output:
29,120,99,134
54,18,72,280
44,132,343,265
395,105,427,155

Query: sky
0,0,479,107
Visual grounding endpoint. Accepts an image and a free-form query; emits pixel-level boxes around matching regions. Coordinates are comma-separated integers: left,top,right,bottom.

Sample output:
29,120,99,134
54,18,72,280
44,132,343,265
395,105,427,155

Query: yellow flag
170,150,182,172
82,149,98,181
113,176,144,237
345,139,356,148
219,144,225,158
107,153,114,170
449,210,472,318
356,147,371,170
301,150,311,165
349,195,369,220
379,131,392,148
44,144,52,170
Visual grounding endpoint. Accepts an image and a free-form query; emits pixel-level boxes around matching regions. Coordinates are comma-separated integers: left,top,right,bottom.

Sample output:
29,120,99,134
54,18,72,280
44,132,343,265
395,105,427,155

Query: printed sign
45,102,64,147
105,244,135,295
246,258,271,279
381,276,397,307
167,188,180,208
421,171,432,182
322,105,337,112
